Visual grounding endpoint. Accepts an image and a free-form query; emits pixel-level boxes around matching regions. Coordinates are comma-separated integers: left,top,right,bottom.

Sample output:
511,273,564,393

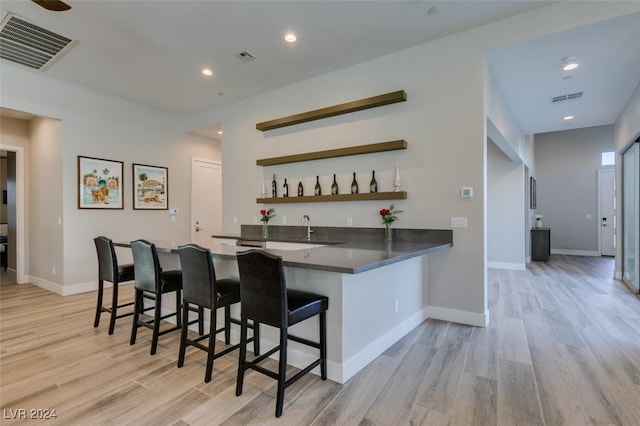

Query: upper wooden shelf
256,140,407,166
257,191,407,204
256,90,407,131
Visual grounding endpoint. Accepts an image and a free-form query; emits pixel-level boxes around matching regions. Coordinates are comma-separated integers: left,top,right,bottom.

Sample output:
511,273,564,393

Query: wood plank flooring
1,255,639,425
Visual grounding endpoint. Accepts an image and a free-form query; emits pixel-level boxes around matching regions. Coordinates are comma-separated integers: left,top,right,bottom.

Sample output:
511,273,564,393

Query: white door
191,158,222,246
599,169,616,256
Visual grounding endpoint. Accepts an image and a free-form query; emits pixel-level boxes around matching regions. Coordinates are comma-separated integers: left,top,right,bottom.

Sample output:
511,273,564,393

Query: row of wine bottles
271,171,378,198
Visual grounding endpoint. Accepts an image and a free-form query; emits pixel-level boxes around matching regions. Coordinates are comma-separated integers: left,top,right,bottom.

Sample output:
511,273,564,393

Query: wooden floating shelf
256,90,407,131
257,191,407,204
256,140,407,166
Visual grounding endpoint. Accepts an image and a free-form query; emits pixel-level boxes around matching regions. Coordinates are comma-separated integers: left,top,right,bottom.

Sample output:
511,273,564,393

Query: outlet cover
451,217,468,228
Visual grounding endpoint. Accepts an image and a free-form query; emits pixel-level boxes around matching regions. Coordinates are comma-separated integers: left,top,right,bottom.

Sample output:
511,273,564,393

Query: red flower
260,209,267,216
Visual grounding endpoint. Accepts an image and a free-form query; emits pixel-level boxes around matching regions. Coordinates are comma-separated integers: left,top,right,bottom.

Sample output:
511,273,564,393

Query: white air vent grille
0,12,76,70
551,91,583,104
235,50,256,62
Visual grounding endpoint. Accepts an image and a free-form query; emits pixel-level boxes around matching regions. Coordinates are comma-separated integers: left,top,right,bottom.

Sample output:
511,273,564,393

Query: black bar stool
177,244,259,382
235,249,328,418
93,236,135,335
129,239,201,355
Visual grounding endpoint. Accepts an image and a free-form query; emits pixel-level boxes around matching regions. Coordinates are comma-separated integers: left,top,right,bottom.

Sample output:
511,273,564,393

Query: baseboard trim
28,275,64,295
158,304,488,384
550,249,599,257
488,261,526,271
426,305,489,327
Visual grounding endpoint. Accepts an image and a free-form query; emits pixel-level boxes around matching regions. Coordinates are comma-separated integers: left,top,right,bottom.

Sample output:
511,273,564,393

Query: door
191,158,222,246
599,169,615,256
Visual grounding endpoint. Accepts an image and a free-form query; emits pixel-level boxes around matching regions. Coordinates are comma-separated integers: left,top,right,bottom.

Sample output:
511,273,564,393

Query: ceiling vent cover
235,51,256,62
0,12,76,70
551,91,583,104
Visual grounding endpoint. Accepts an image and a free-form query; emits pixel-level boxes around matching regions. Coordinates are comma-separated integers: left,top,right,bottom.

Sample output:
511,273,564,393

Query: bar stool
177,244,259,382
93,236,135,335
129,239,201,355
235,249,328,418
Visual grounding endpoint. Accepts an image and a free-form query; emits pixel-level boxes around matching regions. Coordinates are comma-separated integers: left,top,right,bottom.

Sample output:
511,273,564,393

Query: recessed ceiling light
284,33,297,43
562,56,579,71
563,115,574,121
217,130,223,135
201,68,213,76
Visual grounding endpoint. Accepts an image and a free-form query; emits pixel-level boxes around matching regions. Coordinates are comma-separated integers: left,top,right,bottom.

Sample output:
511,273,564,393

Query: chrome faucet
302,214,313,241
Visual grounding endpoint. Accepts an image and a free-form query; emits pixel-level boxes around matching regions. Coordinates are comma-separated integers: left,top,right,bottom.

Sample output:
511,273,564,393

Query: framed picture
132,163,168,210
78,156,124,209
530,176,537,209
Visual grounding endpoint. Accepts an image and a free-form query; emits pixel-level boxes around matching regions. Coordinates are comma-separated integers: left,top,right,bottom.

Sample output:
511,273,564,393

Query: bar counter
116,226,453,384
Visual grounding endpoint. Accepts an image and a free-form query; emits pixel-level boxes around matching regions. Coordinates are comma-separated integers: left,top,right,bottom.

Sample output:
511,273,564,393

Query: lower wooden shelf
257,191,407,204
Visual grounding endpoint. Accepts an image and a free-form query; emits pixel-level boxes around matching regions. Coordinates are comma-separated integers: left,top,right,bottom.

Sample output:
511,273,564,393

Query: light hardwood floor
1,255,639,425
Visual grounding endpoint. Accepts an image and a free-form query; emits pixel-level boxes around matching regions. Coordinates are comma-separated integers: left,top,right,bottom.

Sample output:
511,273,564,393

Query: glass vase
385,223,392,242
262,222,269,239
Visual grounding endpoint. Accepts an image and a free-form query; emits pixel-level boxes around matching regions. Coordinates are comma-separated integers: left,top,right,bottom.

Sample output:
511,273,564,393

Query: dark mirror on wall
530,177,536,209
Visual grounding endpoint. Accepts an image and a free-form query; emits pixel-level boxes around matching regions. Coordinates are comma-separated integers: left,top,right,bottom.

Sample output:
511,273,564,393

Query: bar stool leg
130,289,142,345
224,305,231,344
253,321,260,356
235,317,248,396
94,279,104,328
177,301,189,368
150,293,162,355
108,282,119,335
205,308,218,383
320,312,327,380
198,306,205,336
275,327,288,418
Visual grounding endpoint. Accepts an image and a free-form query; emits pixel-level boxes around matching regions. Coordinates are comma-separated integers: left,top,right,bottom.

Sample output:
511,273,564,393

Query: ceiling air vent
235,50,256,62
0,12,77,71
551,91,584,104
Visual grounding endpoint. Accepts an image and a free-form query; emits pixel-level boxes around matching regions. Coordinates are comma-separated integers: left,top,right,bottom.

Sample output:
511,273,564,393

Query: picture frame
530,176,537,209
78,156,124,209
132,163,168,210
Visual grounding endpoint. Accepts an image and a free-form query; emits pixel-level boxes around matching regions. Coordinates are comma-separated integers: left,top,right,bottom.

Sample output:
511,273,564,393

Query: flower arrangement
379,204,403,224
260,208,275,238
260,208,275,223
379,204,403,242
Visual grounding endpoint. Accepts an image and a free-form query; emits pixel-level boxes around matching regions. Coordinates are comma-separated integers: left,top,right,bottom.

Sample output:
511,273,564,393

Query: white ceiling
487,11,640,135
1,1,638,137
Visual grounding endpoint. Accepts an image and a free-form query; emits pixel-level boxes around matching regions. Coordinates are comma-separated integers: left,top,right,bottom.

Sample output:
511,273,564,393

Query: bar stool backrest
94,236,118,283
130,239,161,293
178,244,216,309
236,249,287,328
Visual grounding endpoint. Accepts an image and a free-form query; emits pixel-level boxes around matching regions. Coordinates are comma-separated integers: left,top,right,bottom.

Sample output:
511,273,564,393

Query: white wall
535,125,615,255
615,82,640,152
487,140,525,270
0,67,220,293
29,117,63,284
185,2,640,322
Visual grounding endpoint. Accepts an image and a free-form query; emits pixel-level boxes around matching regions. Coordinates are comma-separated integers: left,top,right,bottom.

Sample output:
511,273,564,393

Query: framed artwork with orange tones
78,156,124,209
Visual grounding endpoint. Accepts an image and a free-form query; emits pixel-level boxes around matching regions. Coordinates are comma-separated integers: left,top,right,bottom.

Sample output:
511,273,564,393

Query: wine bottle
331,174,339,195
297,177,304,196
351,172,358,194
314,176,321,196
370,170,378,193
271,174,277,198
283,178,289,197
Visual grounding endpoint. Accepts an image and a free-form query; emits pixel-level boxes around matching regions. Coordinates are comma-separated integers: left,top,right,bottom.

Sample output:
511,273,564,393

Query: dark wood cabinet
531,228,550,262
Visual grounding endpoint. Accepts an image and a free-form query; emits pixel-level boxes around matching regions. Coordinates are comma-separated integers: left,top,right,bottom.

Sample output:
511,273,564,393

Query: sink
265,241,327,251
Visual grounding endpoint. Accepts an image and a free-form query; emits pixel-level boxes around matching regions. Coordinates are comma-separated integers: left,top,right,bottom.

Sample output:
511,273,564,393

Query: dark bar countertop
117,226,452,274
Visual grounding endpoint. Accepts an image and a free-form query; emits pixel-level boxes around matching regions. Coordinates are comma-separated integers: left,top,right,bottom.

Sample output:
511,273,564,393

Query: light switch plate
461,187,473,198
451,217,468,228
